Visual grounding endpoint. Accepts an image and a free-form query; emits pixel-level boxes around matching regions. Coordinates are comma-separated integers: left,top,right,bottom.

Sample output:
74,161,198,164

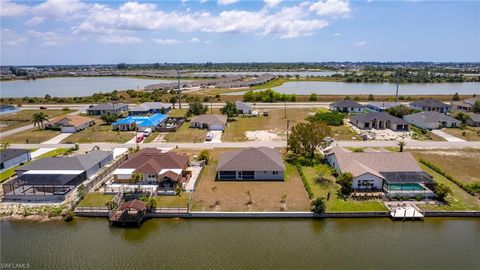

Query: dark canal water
1,218,479,270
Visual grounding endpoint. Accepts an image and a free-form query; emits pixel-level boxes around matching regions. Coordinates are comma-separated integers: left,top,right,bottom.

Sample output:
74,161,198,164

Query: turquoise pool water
386,183,425,191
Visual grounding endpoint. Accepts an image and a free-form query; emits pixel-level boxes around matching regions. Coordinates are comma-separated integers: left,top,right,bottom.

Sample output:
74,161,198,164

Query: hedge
295,164,314,199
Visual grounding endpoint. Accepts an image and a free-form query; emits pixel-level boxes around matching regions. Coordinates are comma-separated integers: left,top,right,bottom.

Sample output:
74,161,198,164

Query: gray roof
350,112,408,125
191,114,227,126
235,101,253,111
217,147,285,171
129,102,172,112
404,111,459,124
0,149,30,162
468,113,480,122
330,100,364,108
411,99,449,108
18,151,111,171
87,103,128,111
367,102,402,109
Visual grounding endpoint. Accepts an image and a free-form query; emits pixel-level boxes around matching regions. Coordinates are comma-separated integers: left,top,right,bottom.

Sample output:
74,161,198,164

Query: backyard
155,192,190,208
60,119,134,143
77,193,115,207
0,109,74,132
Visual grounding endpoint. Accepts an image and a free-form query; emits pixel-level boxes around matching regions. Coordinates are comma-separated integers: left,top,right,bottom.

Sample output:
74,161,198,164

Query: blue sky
1,0,479,65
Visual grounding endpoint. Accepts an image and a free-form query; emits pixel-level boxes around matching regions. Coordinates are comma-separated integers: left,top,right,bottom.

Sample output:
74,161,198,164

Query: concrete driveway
432,129,466,142
205,130,222,143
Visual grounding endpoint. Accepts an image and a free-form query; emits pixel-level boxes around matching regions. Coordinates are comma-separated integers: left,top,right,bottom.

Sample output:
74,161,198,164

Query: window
272,171,278,175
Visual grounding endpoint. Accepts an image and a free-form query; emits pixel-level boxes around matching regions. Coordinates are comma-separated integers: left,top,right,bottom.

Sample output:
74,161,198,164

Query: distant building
330,100,364,113
190,115,228,130
87,103,128,115
129,102,172,115
366,102,402,112
45,115,95,133
112,113,168,131
350,112,409,131
404,111,461,130
410,99,450,113
216,148,284,181
0,149,31,172
466,113,480,127
452,97,480,112
235,101,253,114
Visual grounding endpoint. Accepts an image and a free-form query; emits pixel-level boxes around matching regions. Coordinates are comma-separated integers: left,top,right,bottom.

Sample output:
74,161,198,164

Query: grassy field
330,125,361,141
77,193,114,207
2,129,60,144
169,108,188,118
191,149,310,211
155,192,190,208
60,121,134,143
411,149,480,184
0,109,74,132
442,127,480,141
164,123,207,143
301,164,388,212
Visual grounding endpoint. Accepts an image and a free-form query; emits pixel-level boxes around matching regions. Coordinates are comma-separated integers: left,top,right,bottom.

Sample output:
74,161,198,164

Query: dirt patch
245,130,283,141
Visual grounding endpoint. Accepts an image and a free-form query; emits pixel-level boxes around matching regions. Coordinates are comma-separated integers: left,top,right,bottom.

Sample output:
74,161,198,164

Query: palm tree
398,140,406,152
131,172,143,192
32,112,49,129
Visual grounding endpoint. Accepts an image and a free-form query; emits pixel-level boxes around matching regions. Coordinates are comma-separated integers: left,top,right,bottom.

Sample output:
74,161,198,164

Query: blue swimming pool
385,183,426,191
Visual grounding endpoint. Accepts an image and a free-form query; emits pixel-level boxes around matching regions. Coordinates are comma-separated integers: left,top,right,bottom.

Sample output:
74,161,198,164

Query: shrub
336,172,353,197
198,150,210,165
295,164,313,199
311,197,326,214
432,183,452,202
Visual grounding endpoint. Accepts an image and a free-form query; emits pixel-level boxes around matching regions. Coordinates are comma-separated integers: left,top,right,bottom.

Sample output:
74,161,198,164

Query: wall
352,173,383,190
1,153,31,172
254,170,284,180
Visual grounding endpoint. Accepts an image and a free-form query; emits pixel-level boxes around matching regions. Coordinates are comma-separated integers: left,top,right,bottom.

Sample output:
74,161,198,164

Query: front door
237,171,243,180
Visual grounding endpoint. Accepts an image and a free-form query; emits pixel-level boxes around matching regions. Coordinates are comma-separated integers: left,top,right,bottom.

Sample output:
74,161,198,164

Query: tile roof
0,149,30,162
217,147,285,171
118,148,189,174
47,115,95,128
350,112,408,125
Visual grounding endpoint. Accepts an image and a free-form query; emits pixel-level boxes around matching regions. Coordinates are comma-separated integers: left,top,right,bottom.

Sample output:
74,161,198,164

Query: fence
84,153,129,192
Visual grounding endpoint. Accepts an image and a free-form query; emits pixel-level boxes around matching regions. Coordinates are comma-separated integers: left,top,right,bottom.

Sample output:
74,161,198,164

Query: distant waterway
191,71,340,77
227,81,480,95
0,77,182,98
1,218,479,270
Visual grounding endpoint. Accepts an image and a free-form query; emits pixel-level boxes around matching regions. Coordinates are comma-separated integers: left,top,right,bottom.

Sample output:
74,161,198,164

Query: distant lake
0,77,182,98
191,71,340,77
227,81,480,95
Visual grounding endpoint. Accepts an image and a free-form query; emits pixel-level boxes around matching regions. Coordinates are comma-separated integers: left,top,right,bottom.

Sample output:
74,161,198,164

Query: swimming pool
385,183,426,191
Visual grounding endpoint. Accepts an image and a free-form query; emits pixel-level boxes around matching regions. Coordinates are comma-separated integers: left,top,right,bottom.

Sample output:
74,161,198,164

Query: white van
143,128,152,137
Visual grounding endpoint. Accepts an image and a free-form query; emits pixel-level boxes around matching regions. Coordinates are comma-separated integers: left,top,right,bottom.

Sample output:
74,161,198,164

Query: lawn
143,132,159,143
60,122,134,143
0,109,74,132
442,127,480,141
0,166,20,183
155,192,190,208
190,149,310,211
2,129,60,144
301,164,388,212
36,148,72,159
77,193,114,207
330,125,361,141
169,108,188,118
164,123,207,143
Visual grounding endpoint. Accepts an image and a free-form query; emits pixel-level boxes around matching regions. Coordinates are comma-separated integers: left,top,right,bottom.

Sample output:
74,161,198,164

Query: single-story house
3,151,113,202
216,147,284,181
190,115,228,130
112,113,168,131
0,149,31,172
129,102,172,115
350,112,409,131
466,113,480,127
45,115,95,133
235,101,253,114
366,102,402,112
330,100,364,113
87,103,128,115
410,99,451,113
111,148,190,193
404,111,461,130
325,147,434,198
452,97,479,112
0,104,20,115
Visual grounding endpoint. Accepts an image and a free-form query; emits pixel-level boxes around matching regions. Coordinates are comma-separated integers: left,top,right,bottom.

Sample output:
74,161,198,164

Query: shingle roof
235,101,252,111
191,115,228,127
330,100,364,108
118,148,188,174
350,112,408,125
129,102,172,112
404,111,459,124
468,113,480,122
47,115,94,128
0,149,30,162
217,147,284,171
411,99,449,108
87,103,128,111
18,151,111,171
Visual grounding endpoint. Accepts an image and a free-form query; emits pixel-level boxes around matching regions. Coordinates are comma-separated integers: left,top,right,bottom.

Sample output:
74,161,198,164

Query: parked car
39,106,47,110
136,135,144,143
143,128,152,137
205,132,213,141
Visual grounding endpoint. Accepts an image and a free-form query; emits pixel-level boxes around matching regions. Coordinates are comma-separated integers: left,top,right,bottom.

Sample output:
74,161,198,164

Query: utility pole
284,98,287,118
177,67,182,109
395,70,400,102
286,119,291,153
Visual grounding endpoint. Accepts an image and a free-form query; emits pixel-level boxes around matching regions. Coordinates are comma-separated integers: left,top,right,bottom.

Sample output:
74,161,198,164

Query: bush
311,197,326,214
432,183,452,202
307,111,345,126
198,150,210,165
336,173,353,197
295,164,313,199
243,89,296,103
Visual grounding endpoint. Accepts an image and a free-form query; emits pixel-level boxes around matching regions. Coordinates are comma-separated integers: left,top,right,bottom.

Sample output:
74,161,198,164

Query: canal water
1,218,479,270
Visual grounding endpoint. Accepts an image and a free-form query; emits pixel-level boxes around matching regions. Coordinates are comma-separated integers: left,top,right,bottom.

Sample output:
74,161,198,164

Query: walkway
431,129,466,142
30,133,72,159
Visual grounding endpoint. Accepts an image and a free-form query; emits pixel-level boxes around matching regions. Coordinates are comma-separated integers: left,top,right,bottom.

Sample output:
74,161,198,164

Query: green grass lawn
330,125,361,141
36,148,72,159
169,109,188,118
2,129,60,144
77,193,114,207
301,164,388,212
155,192,190,208
163,123,207,143
143,132,159,143
0,166,20,183
0,109,74,132
60,123,134,143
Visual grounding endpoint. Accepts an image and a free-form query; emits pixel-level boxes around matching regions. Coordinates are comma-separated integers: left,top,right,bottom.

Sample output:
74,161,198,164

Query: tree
368,94,374,101
32,112,49,129
45,94,51,100
131,172,143,191
0,142,11,150
307,111,344,126
473,100,480,113
287,121,331,157
336,172,353,197
198,150,210,165
220,102,237,120
169,96,178,109
309,93,317,101
455,112,470,125
310,197,326,214
397,140,406,152
452,92,460,101
433,183,452,202
100,113,119,124
187,98,208,116
386,105,414,118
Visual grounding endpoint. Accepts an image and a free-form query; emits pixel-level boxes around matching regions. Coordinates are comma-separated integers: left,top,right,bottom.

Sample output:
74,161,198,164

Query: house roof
411,99,449,108
47,115,95,128
404,111,459,124
468,113,480,122
217,147,285,171
87,103,128,111
17,151,111,171
118,199,146,212
330,100,364,108
17,173,80,185
129,102,172,112
118,148,188,175
0,149,30,162
235,101,253,111
366,102,402,110
112,114,167,127
326,147,429,181
191,114,228,127
350,112,408,125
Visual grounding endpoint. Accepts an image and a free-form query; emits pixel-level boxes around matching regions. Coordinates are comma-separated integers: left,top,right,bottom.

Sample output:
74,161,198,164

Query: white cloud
25,17,45,27
334,32,342,36
6,37,27,46
204,40,212,44
152,38,181,45
27,30,69,47
353,40,367,46
98,35,143,45
32,0,89,20
190,37,200,43
0,0,29,17
310,0,350,16
264,0,282,9
217,0,239,5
